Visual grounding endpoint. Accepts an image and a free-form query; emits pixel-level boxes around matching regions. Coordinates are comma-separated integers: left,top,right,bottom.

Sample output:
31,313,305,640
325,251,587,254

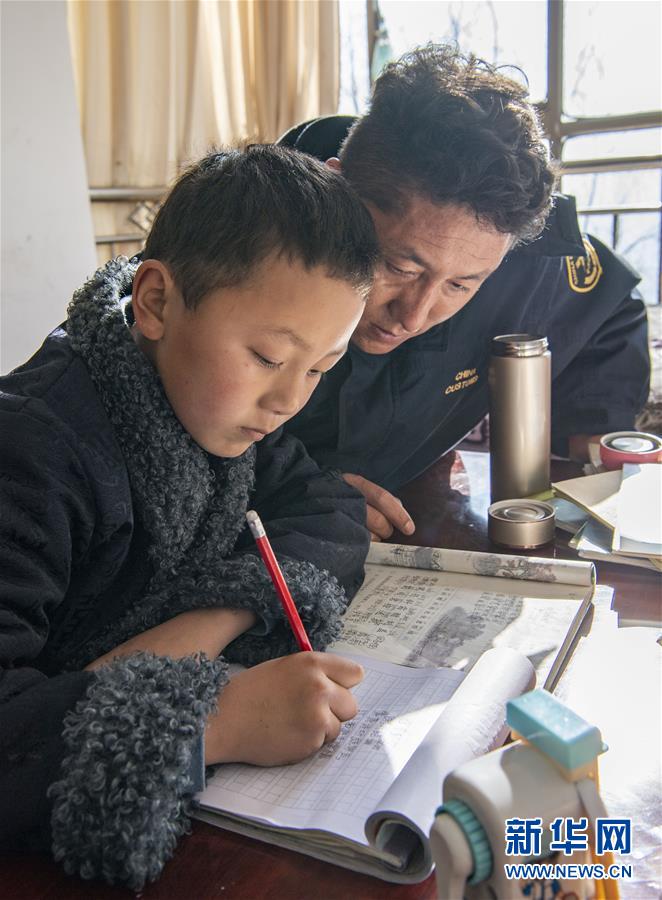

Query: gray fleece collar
66,256,255,573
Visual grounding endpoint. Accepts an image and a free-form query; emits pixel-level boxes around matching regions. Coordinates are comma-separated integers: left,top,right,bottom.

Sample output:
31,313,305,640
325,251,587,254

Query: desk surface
2,451,660,900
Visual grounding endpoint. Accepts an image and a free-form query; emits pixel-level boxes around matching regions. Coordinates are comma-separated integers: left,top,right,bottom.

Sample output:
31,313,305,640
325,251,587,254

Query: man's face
136,255,364,457
351,197,513,354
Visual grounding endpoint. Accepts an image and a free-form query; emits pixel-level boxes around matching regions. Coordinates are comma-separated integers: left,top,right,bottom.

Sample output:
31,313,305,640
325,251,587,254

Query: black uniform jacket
280,116,650,491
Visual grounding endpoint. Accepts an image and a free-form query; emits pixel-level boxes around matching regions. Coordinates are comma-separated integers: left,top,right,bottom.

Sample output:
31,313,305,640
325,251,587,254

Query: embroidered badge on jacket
566,236,603,293
444,368,479,395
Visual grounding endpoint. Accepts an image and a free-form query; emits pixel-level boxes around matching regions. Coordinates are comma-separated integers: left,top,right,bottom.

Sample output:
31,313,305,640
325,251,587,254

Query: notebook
195,647,534,883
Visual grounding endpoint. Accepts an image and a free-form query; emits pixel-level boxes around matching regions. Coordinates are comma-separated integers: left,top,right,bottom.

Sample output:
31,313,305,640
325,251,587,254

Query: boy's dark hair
340,44,557,242
144,144,379,309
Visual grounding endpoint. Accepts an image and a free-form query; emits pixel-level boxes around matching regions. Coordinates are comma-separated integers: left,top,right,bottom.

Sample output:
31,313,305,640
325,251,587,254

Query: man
279,44,649,540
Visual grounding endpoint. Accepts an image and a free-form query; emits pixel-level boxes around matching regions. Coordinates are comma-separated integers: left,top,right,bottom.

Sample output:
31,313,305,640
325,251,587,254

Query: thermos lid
491,334,549,358
488,499,555,549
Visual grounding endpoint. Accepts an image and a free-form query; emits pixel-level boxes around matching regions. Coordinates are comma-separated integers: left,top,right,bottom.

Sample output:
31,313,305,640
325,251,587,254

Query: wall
1,0,96,373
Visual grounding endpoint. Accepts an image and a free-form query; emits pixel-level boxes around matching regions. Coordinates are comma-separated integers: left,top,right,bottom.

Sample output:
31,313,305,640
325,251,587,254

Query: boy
0,146,378,888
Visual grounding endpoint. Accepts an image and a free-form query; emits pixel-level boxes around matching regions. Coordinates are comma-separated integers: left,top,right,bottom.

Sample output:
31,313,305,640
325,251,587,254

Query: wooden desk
2,451,660,900
397,451,661,626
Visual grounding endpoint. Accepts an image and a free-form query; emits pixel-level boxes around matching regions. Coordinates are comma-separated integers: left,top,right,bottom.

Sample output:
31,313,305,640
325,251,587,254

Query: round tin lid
488,499,555,549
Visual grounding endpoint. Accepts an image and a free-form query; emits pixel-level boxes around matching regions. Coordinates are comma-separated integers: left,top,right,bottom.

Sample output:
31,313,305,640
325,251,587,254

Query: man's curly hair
340,44,557,242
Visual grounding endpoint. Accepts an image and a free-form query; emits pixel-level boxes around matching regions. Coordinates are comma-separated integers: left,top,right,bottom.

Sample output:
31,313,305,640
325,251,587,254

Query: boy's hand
342,473,415,542
85,607,256,670
205,652,364,766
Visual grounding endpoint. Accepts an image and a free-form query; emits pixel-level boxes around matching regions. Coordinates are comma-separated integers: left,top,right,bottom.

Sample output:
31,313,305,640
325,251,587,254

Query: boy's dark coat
0,258,369,887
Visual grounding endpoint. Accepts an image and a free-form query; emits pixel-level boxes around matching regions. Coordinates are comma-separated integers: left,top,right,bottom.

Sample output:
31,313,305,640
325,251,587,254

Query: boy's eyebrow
261,327,312,352
261,327,346,359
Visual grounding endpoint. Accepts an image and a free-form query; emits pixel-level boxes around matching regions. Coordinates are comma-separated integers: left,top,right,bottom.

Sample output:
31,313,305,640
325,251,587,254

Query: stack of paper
552,464,662,572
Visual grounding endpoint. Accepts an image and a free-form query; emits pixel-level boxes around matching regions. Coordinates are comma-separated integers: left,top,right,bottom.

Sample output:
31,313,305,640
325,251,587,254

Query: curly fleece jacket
49,653,227,890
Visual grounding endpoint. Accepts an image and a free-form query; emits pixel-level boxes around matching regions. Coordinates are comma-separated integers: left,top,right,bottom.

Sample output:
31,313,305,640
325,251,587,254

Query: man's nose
391,280,437,334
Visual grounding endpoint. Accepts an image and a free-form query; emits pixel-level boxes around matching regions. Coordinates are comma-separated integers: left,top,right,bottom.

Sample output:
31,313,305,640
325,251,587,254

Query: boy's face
133,255,364,457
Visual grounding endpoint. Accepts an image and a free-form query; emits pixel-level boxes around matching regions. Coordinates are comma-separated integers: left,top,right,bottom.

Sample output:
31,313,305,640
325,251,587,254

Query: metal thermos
489,334,551,503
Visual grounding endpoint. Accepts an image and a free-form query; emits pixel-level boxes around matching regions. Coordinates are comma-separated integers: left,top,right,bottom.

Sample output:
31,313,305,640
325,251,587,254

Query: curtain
67,0,340,262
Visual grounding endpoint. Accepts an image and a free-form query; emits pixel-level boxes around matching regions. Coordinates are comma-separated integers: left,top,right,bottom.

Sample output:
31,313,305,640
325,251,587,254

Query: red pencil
246,510,313,652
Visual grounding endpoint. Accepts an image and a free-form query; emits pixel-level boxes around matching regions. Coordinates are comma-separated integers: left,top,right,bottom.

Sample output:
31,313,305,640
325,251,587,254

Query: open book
331,543,596,691
195,647,534,883
195,545,597,882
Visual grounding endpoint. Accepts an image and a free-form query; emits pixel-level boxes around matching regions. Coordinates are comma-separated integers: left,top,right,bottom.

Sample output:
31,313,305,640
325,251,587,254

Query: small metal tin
488,499,556,549
599,431,662,470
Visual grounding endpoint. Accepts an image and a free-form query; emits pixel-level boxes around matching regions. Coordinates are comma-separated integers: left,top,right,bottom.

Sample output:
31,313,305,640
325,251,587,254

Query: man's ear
325,157,342,173
131,260,175,341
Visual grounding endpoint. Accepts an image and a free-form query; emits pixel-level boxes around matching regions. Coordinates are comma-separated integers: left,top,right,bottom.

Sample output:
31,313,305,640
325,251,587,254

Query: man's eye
449,282,470,293
252,351,282,369
386,262,417,277
307,369,325,380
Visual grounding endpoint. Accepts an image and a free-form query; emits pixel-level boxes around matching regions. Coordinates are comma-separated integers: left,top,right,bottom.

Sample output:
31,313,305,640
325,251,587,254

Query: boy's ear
131,260,176,341
325,157,342,173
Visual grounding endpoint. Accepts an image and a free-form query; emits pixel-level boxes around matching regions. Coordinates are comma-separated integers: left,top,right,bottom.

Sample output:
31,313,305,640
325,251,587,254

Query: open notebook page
365,647,535,872
197,655,464,847
195,648,534,882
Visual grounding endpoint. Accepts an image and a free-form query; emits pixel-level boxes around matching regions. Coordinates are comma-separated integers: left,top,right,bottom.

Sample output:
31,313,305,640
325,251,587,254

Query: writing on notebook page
203,657,463,841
